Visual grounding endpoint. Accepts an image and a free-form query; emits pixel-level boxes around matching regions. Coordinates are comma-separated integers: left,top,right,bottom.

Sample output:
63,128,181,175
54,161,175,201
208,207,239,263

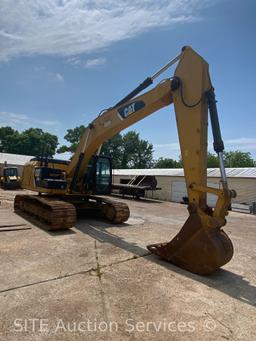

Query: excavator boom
66,79,173,188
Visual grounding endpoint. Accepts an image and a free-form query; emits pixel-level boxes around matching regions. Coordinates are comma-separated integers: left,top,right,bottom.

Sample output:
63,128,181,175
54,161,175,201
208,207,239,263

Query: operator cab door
95,156,112,195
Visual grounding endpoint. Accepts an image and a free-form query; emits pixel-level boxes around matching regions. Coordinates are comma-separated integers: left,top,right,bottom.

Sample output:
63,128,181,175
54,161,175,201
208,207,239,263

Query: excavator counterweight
15,46,235,275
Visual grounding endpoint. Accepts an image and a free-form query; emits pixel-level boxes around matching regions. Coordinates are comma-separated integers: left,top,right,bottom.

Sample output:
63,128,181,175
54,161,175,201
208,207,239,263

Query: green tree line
156,152,255,168
0,125,255,168
57,125,256,168
0,126,58,157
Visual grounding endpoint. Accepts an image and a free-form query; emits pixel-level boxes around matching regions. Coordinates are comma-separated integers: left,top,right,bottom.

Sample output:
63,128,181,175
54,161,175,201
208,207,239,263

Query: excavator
14,46,236,275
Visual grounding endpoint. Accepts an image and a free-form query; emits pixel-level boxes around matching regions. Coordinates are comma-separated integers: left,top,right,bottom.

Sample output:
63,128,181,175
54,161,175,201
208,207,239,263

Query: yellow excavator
15,46,236,275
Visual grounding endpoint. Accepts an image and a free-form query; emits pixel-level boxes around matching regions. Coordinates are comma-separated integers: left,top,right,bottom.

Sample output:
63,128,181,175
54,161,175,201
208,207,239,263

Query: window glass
97,158,110,176
4,168,18,176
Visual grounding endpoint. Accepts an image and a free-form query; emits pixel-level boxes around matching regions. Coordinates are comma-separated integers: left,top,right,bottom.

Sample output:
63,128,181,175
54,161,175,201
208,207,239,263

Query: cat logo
123,103,135,117
117,100,145,120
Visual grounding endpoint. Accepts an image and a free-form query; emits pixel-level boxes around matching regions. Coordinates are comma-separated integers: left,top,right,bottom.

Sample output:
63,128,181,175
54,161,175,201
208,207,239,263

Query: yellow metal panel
173,47,211,208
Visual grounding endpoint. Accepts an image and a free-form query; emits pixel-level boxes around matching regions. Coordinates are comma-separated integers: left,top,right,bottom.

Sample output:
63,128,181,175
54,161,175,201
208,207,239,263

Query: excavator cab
84,155,112,195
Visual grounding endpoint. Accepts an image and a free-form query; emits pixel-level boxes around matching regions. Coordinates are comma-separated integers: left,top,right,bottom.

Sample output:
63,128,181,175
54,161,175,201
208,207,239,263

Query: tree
223,151,255,167
176,151,256,168
206,151,256,168
0,126,58,157
101,133,124,169
121,131,153,168
58,126,154,168
0,126,19,153
57,125,85,153
207,152,219,168
154,157,181,168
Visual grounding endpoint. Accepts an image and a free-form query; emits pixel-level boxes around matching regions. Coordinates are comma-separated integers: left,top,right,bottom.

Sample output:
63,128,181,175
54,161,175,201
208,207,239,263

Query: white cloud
84,57,106,69
33,65,46,72
154,142,180,151
0,111,59,130
55,151,72,161
0,112,30,126
66,56,106,68
33,66,64,82
66,56,81,66
50,72,64,82
0,0,214,62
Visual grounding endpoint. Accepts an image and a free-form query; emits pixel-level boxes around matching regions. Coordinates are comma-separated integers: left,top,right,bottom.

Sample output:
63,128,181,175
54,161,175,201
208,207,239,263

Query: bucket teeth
147,210,233,275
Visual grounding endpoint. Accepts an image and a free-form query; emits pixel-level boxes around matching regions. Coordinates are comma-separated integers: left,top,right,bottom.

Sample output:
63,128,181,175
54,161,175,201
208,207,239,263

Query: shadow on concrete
77,220,256,308
77,219,147,256
78,215,141,229
153,257,256,308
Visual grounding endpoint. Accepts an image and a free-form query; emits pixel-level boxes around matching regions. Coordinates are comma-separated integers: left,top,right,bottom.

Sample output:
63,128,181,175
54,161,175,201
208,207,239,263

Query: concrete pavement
0,191,255,340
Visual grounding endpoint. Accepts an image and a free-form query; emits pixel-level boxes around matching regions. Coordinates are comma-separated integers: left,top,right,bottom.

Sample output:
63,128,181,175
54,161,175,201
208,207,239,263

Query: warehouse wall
228,178,256,205
112,174,256,205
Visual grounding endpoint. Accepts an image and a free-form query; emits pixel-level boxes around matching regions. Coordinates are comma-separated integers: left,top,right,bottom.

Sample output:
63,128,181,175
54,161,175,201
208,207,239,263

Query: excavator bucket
147,207,233,275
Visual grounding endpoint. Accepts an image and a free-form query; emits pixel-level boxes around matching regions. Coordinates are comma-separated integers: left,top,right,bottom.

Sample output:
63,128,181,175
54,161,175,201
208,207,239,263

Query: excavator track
14,194,129,230
14,195,76,230
88,196,130,224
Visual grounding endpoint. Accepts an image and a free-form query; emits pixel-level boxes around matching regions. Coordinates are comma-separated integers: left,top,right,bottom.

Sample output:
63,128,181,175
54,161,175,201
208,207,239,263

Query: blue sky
0,0,255,160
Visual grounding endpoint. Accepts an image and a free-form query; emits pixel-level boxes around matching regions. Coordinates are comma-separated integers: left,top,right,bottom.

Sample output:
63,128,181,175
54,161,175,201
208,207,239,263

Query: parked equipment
0,165,21,190
15,46,236,275
112,175,160,199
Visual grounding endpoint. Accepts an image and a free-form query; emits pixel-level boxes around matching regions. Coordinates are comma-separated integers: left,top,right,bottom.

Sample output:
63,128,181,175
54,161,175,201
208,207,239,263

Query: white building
113,168,256,206
0,152,34,176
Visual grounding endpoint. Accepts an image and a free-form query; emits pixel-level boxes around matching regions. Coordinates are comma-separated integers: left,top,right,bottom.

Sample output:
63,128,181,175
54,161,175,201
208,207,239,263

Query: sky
0,0,255,161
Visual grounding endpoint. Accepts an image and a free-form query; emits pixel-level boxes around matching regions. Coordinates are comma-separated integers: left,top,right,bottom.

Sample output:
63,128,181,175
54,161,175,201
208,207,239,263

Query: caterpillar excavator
14,46,236,275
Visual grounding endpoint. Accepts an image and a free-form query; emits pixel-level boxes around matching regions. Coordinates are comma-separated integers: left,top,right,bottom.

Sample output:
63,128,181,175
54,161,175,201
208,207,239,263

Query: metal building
0,152,34,176
113,168,256,206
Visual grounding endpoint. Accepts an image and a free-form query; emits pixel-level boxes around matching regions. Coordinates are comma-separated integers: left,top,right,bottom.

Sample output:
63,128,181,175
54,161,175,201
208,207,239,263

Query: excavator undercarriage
14,194,130,229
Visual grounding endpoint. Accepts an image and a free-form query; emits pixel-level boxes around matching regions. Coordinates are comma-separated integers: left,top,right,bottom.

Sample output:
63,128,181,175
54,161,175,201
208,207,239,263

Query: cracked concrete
0,189,256,340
